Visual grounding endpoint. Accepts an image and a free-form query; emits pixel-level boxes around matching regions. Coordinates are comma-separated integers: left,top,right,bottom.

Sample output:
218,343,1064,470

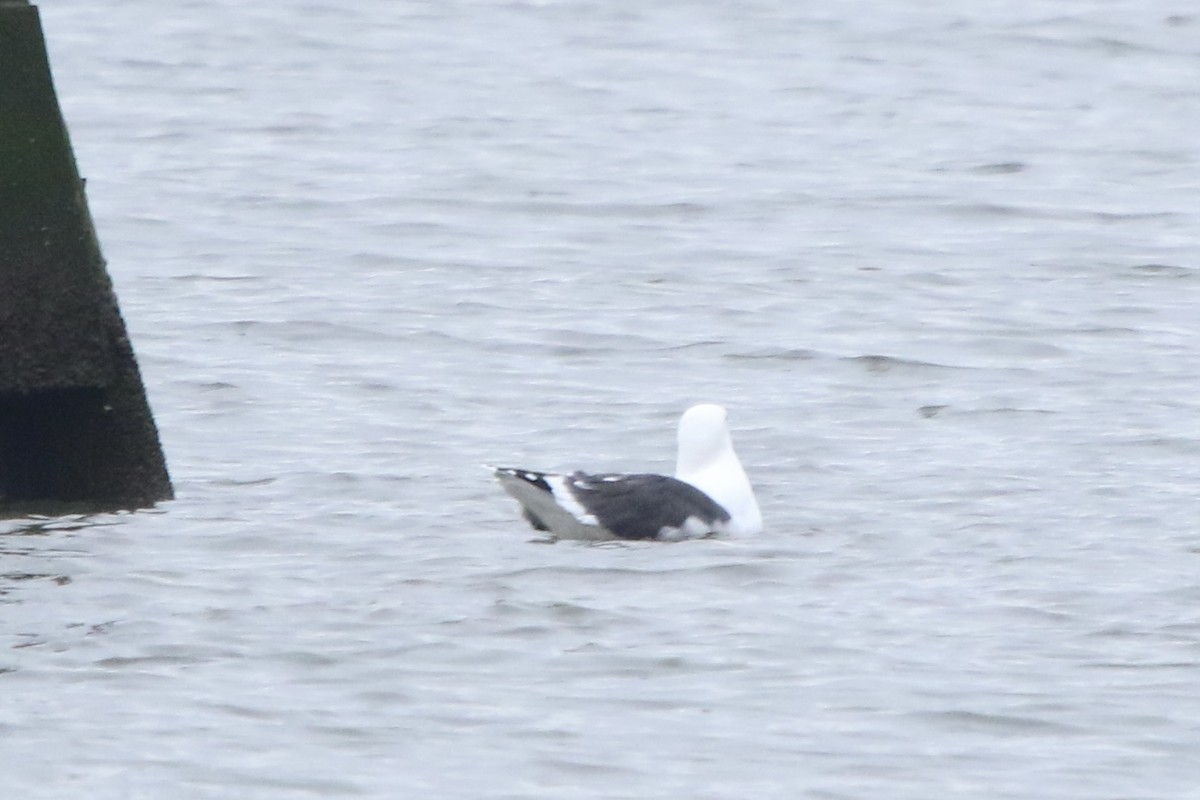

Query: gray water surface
4,1,1200,797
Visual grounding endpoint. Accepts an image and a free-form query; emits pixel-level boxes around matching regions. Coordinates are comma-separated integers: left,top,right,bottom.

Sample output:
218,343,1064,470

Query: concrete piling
1,1,173,512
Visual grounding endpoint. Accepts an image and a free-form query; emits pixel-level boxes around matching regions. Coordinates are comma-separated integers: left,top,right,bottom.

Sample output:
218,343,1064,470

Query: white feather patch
545,474,599,526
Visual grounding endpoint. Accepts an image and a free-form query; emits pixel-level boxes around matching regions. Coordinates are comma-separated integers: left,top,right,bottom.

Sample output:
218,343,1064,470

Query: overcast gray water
3,1,1200,797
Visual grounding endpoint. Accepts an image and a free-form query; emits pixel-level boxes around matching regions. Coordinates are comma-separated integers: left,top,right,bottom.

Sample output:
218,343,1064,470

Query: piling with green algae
0,0,173,512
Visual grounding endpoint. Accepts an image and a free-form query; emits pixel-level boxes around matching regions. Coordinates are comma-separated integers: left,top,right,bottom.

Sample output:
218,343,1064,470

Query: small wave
207,476,277,487
171,273,261,283
916,709,1087,736
968,162,1028,175
1093,210,1182,224
665,340,726,352
415,196,711,220
919,405,1057,419
725,347,820,362
1110,435,1200,456
939,202,1183,224
542,330,665,357
1131,263,1194,279
226,319,402,345
846,354,960,373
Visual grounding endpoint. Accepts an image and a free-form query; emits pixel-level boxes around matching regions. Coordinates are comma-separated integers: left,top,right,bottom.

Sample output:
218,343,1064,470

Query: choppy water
4,1,1200,797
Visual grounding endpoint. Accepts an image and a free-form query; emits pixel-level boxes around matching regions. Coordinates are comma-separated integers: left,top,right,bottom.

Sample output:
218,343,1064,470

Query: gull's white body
674,404,763,536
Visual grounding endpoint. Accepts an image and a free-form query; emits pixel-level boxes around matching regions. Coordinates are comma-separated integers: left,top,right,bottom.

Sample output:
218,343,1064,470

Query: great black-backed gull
493,404,762,541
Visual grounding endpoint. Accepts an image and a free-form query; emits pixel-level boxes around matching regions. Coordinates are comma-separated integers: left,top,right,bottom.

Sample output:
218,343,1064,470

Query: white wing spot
657,515,718,542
